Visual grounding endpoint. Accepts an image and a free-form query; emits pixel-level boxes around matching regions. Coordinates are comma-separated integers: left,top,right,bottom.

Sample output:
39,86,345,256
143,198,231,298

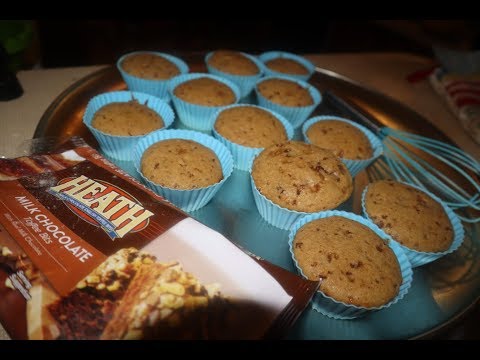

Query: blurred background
1,20,480,70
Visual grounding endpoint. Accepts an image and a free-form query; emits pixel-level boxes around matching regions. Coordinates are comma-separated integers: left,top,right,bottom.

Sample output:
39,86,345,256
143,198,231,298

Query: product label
0,160,185,296
48,175,153,239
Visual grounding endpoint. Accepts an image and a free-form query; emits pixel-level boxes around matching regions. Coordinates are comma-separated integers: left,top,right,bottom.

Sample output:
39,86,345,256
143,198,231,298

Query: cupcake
91,100,164,136
205,50,264,98
362,180,465,267
250,141,353,230
134,129,233,211
117,51,189,100
289,210,412,319
169,73,241,131
302,116,383,177
255,76,321,128
259,51,315,81
141,139,223,190
83,91,175,160
212,104,294,170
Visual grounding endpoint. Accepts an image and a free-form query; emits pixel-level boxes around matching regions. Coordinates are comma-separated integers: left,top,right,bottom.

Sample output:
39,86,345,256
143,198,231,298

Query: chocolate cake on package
48,248,156,339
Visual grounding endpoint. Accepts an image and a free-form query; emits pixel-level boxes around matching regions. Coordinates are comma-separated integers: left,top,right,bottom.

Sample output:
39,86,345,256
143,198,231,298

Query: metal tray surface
33,63,480,340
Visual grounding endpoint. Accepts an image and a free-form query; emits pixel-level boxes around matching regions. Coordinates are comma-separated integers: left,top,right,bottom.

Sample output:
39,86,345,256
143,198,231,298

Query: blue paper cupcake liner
83,91,175,161
255,75,322,129
288,210,413,319
302,116,383,177
211,104,294,171
133,129,234,211
259,51,316,81
205,51,265,98
361,181,465,268
117,51,189,101
249,173,353,230
168,73,241,132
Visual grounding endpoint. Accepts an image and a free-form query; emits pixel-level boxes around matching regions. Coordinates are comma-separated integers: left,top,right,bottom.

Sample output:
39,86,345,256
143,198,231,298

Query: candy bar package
0,137,318,340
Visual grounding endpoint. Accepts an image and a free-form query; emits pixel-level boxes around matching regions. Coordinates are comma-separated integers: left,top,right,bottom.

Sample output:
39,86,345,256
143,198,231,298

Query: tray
33,60,480,340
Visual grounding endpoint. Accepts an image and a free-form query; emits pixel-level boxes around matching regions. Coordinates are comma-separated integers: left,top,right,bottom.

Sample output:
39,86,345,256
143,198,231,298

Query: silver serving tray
33,62,480,340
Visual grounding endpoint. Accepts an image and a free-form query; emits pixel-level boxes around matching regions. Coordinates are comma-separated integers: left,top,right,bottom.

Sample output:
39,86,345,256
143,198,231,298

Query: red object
406,65,438,83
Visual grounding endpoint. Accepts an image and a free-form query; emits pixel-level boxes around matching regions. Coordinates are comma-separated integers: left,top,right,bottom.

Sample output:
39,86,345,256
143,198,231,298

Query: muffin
134,129,234,211
121,52,181,80
257,78,313,107
259,51,315,81
207,50,260,76
117,51,189,100
302,116,383,177
212,105,294,170
288,210,413,319
215,106,288,148
250,141,353,229
205,50,264,98
168,73,241,131
141,139,223,190
83,91,175,161
265,58,308,76
255,76,321,128
363,180,454,253
292,216,402,308
305,119,373,160
173,77,236,107
91,100,164,136
252,141,353,212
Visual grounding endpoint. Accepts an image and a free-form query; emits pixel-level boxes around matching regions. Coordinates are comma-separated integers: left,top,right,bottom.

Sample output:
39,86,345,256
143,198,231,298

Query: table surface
0,52,478,340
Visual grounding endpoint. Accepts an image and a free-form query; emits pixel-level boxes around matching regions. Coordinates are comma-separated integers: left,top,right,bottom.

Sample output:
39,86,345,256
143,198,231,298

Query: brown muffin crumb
215,106,288,148
252,141,353,212
91,100,164,136
257,78,313,107
121,53,180,80
141,139,223,190
364,180,454,252
174,78,236,107
208,50,259,76
265,58,309,75
306,120,373,160
293,216,402,308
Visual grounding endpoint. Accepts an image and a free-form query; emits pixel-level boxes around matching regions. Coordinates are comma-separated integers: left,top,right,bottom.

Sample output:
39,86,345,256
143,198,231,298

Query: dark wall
36,20,479,68
37,20,332,67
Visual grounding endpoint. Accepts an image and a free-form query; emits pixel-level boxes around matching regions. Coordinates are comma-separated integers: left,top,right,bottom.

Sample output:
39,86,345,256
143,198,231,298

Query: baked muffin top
292,216,402,308
141,139,223,190
257,78,313,107
121,53,180,80
173,78,236,107
207,50,259,76
265,58,309,75
91,100,164,136
215,106,288,148
251,141,353,212
364,180,454,252
306,120,373,160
